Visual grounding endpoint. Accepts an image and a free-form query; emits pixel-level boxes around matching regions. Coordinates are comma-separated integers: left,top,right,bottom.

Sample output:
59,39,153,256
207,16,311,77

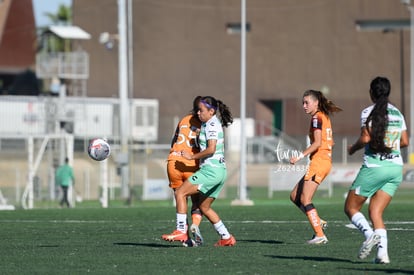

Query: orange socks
305,204,324,237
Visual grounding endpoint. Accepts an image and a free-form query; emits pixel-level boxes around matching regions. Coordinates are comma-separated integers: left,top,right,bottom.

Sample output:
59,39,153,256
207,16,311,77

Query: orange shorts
304,157,332,184
167,159,198,189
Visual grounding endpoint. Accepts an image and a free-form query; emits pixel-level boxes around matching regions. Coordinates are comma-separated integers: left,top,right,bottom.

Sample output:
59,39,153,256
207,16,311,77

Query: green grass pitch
0,187,413,274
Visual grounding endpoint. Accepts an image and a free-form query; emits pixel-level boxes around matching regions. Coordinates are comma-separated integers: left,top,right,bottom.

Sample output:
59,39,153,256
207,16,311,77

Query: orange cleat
214,235,236,247
162,230,188,242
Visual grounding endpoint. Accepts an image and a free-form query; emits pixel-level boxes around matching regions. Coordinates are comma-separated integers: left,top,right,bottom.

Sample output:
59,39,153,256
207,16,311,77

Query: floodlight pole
232,0,254,206
239,0,247,202
118,0,130,198
355,18,411,160
409,6,414,160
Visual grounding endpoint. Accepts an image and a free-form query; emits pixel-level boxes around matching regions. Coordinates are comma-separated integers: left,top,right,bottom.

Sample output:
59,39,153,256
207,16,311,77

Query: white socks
214,220,231,239
351,212,389,258
375,228,388,258
176,213,187,233
351,212,374,239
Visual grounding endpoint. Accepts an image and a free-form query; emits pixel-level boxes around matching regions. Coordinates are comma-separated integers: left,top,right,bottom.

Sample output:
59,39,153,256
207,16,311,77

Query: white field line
1,219,414,226
1,220,413,231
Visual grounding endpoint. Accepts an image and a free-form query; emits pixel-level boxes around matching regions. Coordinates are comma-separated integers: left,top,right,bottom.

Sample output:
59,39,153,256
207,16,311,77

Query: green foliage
0,188,413,274
39,4,72,52
43,4,72,25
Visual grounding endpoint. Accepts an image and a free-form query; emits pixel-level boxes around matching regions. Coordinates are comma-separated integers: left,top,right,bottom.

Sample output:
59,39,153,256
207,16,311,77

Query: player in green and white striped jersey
162,96,236,246
345,76,409,264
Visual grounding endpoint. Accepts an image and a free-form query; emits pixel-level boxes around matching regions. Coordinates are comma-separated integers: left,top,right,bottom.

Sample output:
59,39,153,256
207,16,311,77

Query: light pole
409,6,414,162
118,0,130,198
99,1,131,200
355,19,410,159
231,0,254,206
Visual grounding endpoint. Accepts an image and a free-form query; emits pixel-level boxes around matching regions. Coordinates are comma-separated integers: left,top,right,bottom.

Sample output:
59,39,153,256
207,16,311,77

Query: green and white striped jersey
361,103,407,167
198,115,226,168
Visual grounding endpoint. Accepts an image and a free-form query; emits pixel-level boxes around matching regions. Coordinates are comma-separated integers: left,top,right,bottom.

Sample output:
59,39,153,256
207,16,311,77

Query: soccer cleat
182,238,196,247
214,235,236,247
307,235,328,244
190,224,204,246
320,219,328,231
358,233,381,259
162,230,188,242
308,219,328,243
374,254,390,264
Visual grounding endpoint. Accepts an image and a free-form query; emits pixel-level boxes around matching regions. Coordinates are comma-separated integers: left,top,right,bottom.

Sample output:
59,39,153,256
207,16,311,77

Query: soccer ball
88,138,111,161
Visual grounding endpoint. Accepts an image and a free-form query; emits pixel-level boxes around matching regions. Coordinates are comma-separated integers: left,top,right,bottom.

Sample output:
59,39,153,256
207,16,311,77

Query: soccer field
0,188,413,274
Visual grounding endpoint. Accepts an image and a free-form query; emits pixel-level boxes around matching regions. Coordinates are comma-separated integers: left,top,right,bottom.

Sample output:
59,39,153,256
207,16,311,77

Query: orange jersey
308,111,333,161
168,114,201,166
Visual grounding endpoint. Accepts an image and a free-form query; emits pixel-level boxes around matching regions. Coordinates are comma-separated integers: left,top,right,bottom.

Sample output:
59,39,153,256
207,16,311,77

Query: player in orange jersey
289,90,342,244
167,96,203,246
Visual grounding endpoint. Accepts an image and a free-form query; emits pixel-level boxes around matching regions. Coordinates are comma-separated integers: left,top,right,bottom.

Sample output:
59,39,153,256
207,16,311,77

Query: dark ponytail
303,90,343,115
366,77,391,154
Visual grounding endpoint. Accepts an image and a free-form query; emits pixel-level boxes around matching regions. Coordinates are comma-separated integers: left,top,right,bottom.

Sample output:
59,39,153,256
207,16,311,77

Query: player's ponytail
304,90,342,115
200,96,233,127
366,76,391,154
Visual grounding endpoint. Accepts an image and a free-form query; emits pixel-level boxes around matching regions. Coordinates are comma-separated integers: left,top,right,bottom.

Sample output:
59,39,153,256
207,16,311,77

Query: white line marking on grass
227,220,414,225
227,220,414,231
2,219,414,232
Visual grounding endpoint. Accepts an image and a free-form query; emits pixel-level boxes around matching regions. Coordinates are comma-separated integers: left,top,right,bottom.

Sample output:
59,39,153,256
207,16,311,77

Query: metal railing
36,52,89,80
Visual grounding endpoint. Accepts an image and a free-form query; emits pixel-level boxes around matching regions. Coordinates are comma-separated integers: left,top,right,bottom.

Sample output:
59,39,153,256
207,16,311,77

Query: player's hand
181,150,192,160
289,152,304,165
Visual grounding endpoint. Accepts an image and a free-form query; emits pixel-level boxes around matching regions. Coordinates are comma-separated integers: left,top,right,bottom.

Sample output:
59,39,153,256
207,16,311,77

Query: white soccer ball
88,138,111,161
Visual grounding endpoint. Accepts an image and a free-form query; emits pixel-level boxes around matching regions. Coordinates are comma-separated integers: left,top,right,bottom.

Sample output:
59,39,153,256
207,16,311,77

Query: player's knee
191,208,202,216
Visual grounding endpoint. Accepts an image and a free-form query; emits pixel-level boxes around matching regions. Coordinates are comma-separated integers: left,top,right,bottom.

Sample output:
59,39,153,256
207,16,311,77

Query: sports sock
191,209,202,227
176,213,187,233
191,213,202,227
213,220,231,239
304,204,324,237
375,228,388,258
351,212,373,239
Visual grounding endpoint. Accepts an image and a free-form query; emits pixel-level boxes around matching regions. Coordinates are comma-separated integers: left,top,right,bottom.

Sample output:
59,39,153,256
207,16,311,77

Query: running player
289,90,342,244
162,96,236,246
167,96,204,246
344,76,408,264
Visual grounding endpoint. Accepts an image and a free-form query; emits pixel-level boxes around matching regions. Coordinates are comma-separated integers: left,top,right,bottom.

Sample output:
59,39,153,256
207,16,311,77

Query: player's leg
198,196,235,246
300,179,327,244
344,189,380,259
290,176,328,231
190,193,202,226
369,190,392,264
344,190,373,237
61,186,70,208
289,176,305,210
304,160,332,244
195,166,235,246
59,186,64,207
190,193,203,245
162,180,198,242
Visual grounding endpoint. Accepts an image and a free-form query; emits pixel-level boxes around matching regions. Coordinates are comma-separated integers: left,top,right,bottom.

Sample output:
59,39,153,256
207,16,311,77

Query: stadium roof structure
355,19,410,32
48,25,91,40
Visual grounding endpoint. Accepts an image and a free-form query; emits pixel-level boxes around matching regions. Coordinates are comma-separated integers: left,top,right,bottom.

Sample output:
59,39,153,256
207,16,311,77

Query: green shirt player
345,76,409,264
56,157,75,208
162,96,236,246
